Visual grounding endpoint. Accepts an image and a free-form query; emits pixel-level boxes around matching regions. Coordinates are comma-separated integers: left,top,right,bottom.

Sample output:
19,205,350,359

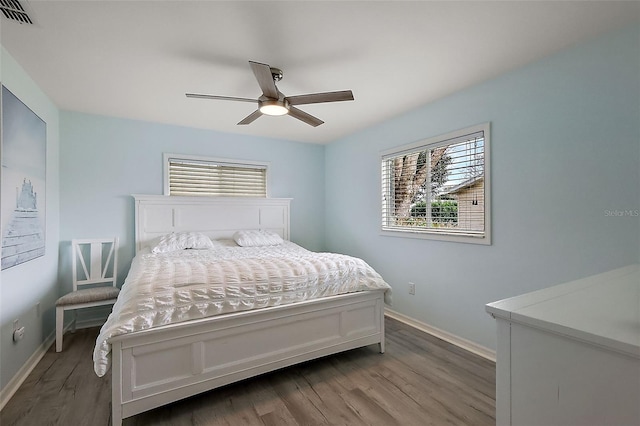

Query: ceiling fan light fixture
259,99,289,116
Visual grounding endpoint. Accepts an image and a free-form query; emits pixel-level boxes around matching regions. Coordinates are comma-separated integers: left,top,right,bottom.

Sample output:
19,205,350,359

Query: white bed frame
109,195,386,425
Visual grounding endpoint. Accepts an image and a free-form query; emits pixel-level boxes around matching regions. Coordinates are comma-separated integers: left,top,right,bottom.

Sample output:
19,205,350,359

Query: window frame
163,153,270,198
380,123,491,245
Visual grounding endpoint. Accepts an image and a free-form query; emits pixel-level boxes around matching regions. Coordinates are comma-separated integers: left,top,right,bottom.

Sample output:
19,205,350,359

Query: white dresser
486,264,640,426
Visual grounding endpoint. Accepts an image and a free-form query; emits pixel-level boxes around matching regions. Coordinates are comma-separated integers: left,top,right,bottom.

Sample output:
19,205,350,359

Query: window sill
380,229,491,245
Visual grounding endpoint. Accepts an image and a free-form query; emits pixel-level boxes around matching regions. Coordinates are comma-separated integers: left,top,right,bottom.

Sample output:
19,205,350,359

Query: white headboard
133,195,291,253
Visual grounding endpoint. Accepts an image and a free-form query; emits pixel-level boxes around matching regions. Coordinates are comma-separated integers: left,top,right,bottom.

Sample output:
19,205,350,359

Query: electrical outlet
12,319,25,342
13,326,25,342
409,282,416,295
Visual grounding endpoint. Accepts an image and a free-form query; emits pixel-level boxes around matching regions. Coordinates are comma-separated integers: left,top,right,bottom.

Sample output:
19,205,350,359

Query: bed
97,195,391,425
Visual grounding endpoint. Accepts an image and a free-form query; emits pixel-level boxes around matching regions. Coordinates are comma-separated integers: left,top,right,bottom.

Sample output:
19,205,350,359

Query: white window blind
166,156,267,197
381,123,490,244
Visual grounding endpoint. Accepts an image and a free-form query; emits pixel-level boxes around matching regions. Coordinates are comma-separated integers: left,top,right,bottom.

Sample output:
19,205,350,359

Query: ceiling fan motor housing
270,68,283,82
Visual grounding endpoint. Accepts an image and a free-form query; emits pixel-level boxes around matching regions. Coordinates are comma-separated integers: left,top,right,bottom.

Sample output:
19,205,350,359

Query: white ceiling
2,1,638,144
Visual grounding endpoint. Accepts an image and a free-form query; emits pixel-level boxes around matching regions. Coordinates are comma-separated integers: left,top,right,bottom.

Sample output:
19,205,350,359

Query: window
381,123,490,244
164,154,268,197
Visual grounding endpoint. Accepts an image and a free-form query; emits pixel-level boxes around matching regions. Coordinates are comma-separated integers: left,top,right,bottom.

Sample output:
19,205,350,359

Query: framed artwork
1,85,47,270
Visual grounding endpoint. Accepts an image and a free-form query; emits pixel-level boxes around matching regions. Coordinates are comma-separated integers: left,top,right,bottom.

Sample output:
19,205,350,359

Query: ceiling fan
186,61,354,127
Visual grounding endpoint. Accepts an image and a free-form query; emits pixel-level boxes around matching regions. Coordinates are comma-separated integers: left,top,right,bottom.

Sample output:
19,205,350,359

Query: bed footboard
110,290,385,425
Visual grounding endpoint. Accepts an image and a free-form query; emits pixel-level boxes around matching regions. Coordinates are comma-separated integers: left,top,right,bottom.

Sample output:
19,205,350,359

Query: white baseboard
75,317,108,330
385,308,496,362
0,328,56,411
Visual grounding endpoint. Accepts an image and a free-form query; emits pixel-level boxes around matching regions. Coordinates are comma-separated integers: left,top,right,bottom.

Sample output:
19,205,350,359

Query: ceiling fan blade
288,106,324,127
249,61,279,99
286,90,354,106
237,110,262,125
186,93,257,103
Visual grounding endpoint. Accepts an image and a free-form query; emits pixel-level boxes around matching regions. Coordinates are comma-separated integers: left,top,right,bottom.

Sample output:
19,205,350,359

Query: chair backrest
72,238,119,291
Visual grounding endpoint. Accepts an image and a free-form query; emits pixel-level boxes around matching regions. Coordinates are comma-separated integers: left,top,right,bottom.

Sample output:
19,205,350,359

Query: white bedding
93,240,391,377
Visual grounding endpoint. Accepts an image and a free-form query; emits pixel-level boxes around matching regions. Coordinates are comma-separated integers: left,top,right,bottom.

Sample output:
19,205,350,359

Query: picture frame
1,85,47,270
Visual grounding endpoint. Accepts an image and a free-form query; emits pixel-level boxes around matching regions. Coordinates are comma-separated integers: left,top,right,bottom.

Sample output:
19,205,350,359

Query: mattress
93,240,392,376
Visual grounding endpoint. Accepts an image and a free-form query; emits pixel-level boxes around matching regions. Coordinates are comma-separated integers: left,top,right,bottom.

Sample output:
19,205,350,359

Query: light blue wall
325,24,640,351
59,112,326,298
0,48,60,390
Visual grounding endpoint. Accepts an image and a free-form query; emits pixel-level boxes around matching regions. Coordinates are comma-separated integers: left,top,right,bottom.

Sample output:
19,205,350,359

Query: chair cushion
56,287,120,306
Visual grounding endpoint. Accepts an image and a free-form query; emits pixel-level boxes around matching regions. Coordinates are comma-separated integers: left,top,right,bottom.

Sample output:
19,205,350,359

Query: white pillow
233,229,284,247
151,232,215,253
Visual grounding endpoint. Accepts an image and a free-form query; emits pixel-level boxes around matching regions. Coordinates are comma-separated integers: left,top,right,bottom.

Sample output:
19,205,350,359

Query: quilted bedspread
93,241,391,376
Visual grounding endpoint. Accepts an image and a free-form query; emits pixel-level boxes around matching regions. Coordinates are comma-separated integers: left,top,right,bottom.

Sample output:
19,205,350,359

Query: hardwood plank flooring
0,317,495,426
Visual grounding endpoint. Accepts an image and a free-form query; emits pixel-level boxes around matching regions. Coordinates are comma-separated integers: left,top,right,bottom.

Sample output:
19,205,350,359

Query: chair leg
56,307,64,352
72,309,77,333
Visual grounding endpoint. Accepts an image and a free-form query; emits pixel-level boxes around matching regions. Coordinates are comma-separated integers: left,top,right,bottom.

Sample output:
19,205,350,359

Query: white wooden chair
55,238,120,352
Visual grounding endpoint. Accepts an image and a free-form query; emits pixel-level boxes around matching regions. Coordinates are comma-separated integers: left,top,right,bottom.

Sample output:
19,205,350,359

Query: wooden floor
1,317,495,426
